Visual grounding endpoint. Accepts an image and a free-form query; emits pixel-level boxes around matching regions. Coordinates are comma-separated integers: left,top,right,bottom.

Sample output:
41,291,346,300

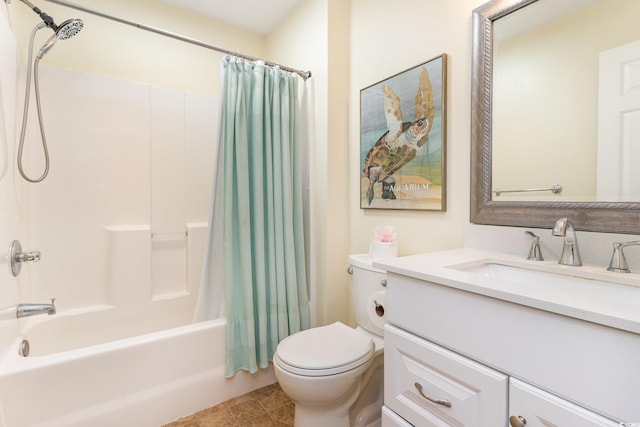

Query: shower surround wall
27,64,217,314
0,55,283,426
0,6,25,359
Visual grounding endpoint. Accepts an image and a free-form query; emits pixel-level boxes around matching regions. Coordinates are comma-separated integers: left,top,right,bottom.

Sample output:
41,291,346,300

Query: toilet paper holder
373,300,384,317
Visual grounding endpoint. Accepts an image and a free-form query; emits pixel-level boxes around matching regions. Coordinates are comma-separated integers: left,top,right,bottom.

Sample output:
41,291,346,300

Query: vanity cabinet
381,270,637,426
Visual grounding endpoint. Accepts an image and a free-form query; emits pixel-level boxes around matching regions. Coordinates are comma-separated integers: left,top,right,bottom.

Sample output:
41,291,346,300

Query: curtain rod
41,0,312,80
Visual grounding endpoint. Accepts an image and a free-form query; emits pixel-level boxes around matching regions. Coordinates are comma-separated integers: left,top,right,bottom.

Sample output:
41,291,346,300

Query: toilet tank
348,254,387,337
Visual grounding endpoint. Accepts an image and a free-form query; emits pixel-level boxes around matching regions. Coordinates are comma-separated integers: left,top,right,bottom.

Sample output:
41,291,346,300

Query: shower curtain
195,56,313,377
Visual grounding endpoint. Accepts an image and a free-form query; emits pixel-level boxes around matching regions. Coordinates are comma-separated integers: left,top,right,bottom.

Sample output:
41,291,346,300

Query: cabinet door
385,324,508,426
509,378,619,427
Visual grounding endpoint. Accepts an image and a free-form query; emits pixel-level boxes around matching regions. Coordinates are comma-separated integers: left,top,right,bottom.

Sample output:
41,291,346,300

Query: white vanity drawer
382,406,413,427
384,324,508,426
509,378,619,427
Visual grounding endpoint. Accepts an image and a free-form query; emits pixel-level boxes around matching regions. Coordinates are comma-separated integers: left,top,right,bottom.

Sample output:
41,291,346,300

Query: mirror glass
492,0,640,202
470,0,640,233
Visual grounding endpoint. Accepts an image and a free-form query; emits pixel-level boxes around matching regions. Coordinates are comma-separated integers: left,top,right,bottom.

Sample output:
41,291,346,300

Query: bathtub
0,309,276,427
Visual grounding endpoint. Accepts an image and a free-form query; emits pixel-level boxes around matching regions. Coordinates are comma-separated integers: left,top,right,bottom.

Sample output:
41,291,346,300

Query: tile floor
163,382,295,427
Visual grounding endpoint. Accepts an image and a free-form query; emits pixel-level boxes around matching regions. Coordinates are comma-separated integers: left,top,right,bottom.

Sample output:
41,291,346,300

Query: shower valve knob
16,251,41,263
8,240,41,277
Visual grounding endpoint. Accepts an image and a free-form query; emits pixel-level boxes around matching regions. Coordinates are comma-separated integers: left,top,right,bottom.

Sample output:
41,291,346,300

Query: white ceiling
160,0,303,35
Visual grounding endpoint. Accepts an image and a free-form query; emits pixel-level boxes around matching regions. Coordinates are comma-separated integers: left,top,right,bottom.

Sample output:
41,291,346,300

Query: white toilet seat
275,322,374,377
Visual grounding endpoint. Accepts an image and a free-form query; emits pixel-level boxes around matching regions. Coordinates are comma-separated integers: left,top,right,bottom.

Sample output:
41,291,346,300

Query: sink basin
454,261,606,287
447,258,640,306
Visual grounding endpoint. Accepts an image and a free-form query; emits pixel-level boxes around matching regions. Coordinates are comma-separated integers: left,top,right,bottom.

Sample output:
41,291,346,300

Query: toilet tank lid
349,254,386,273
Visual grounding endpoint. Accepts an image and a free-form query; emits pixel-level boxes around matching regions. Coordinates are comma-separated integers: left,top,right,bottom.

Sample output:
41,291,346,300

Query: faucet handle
607,241,640,273
8,240,41,277
525,231,544,261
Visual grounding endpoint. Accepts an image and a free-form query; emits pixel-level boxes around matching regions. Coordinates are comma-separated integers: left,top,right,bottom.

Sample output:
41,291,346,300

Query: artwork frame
360,54,447,211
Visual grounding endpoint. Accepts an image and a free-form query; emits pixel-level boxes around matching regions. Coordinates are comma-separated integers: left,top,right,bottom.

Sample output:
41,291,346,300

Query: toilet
273,254,387,427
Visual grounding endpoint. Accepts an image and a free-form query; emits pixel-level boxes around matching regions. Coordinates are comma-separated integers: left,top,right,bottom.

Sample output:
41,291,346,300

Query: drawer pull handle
414,382,452,408
509,415,527,427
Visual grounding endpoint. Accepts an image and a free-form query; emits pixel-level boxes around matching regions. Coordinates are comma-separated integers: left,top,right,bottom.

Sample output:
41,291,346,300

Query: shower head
54,18,84,40
36,18,84,58
17,1,84,56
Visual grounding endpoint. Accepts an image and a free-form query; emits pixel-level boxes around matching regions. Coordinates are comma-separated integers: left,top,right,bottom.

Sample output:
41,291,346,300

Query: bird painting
362,66,435,206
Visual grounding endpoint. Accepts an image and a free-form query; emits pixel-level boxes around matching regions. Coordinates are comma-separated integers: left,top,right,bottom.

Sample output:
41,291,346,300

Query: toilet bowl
274,254,387,427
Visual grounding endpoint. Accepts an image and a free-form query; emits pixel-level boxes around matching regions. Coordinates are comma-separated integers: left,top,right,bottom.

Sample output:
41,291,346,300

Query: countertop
374,248,640,335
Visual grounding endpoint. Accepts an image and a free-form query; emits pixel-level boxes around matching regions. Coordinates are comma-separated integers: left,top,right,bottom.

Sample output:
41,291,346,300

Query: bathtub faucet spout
16,298,56,318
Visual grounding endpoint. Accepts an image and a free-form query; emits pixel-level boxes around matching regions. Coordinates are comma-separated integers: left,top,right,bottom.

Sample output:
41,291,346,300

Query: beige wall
266,0,351,326
349,0,486,257
322,0,350,325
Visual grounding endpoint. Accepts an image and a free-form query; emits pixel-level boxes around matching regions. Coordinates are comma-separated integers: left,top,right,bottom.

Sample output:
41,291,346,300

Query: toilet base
350,356,384,427
293,403,354,427
278,362,364,427
276,354,384,427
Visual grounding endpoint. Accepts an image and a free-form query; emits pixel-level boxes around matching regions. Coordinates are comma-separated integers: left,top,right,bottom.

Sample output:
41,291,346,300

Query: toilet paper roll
367,290,387,330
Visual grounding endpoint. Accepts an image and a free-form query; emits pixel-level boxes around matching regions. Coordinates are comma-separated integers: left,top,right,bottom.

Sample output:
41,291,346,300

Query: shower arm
14,0,57,29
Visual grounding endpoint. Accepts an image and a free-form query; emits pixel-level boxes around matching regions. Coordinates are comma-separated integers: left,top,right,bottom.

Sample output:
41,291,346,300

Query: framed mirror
470,0,640,234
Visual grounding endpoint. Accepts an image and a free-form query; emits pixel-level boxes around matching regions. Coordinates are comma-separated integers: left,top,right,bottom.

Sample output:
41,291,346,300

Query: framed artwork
360,54,447,210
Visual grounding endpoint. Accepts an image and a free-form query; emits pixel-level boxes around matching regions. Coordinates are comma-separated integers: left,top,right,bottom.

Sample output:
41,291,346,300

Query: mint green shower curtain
214,56,311,377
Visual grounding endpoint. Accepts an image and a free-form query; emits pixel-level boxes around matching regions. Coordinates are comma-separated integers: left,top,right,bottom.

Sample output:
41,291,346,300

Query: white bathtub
0,310,276,427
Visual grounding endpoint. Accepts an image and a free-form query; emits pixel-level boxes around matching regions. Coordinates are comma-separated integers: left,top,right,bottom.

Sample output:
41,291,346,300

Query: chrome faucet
607,241,640,273
551,218,582,266
16,298,56,318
